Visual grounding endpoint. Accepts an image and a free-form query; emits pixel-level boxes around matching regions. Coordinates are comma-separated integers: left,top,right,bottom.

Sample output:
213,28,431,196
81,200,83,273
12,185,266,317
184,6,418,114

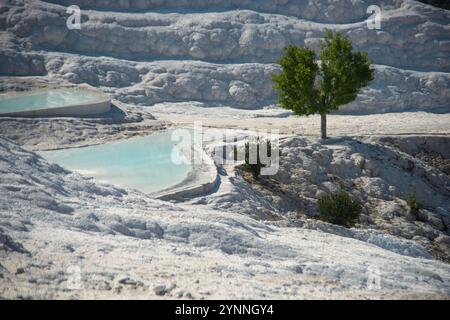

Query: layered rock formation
0,0,449,113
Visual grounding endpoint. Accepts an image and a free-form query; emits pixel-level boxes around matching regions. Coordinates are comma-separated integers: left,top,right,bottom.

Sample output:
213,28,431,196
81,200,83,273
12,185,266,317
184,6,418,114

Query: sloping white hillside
1,137,449,299
0,0,450,300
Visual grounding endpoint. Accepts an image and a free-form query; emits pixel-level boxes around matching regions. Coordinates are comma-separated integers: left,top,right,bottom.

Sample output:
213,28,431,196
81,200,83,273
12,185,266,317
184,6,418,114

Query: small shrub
405,187,423,216
318,191,361,227
240,137,272,179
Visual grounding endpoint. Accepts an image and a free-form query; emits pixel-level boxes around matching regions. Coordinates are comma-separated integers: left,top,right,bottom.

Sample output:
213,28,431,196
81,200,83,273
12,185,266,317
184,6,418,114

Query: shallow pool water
0,88,107,114
39,132,192,193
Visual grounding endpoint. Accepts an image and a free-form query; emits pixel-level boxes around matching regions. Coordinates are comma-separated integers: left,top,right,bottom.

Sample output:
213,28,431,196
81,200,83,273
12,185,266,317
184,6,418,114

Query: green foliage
318,191,361,227
272,45,321,116
241,137,272,179
272,31,374,137
320,31,374,110
406,187,423,215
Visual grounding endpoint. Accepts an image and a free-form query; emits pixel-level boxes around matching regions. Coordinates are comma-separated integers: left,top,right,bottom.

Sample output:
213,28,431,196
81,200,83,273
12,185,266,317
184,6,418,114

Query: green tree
272,31,374,139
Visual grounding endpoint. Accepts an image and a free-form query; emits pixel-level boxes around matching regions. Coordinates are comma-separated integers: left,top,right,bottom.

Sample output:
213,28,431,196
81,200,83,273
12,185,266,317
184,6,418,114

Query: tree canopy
272,31,374,119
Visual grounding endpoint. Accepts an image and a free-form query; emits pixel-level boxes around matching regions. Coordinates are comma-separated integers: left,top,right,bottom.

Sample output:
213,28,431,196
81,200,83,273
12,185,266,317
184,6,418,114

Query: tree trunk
320,113,327,139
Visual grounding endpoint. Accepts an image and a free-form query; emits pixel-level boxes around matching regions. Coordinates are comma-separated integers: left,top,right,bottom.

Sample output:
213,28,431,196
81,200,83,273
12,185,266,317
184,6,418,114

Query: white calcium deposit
0,0,449,113
0,0,450,299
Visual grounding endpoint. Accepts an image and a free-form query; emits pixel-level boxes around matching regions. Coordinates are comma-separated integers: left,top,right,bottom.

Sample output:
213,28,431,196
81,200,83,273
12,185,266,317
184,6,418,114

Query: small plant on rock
405,186,423,216
318,191,361,227
242,137,272,179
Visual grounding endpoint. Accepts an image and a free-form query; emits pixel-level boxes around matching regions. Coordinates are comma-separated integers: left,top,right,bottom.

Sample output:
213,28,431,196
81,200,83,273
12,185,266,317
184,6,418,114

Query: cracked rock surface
0,0,449,113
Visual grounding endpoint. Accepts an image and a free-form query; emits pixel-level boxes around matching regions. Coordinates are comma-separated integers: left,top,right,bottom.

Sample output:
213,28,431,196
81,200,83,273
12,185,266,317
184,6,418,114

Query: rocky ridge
0,0,449,113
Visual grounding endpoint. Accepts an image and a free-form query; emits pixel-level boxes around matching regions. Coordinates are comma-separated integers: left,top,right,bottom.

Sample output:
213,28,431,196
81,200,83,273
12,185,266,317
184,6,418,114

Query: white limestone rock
0,0,449,112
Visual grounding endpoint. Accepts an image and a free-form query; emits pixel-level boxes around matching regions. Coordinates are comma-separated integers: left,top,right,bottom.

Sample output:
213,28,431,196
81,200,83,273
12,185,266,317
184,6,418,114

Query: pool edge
150,145,219,201
0,86,111,117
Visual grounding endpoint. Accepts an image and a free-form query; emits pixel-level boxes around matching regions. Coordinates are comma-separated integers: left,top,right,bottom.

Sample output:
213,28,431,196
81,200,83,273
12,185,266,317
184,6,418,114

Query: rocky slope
0,0,449,113
1,0,450,300
1,137,450,299
194,134,450,261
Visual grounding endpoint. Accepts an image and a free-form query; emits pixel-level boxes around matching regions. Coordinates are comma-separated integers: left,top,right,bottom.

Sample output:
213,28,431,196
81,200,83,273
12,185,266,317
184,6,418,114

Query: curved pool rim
38,129,218,197
0,86,111,117
150,141,219,201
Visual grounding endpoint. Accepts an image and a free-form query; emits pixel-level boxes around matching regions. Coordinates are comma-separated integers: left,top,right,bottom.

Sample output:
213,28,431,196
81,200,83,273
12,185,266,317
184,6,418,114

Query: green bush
240,138,272,179
405,187,423,215
318,191,361,227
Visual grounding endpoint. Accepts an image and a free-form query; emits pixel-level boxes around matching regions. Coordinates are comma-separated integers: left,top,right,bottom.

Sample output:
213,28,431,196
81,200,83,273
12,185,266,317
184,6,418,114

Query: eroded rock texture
0,0,449,113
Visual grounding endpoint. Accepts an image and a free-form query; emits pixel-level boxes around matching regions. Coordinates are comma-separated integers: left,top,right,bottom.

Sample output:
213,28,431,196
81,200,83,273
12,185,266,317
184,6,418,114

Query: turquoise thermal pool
39,132,192,194
0,88,110,116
